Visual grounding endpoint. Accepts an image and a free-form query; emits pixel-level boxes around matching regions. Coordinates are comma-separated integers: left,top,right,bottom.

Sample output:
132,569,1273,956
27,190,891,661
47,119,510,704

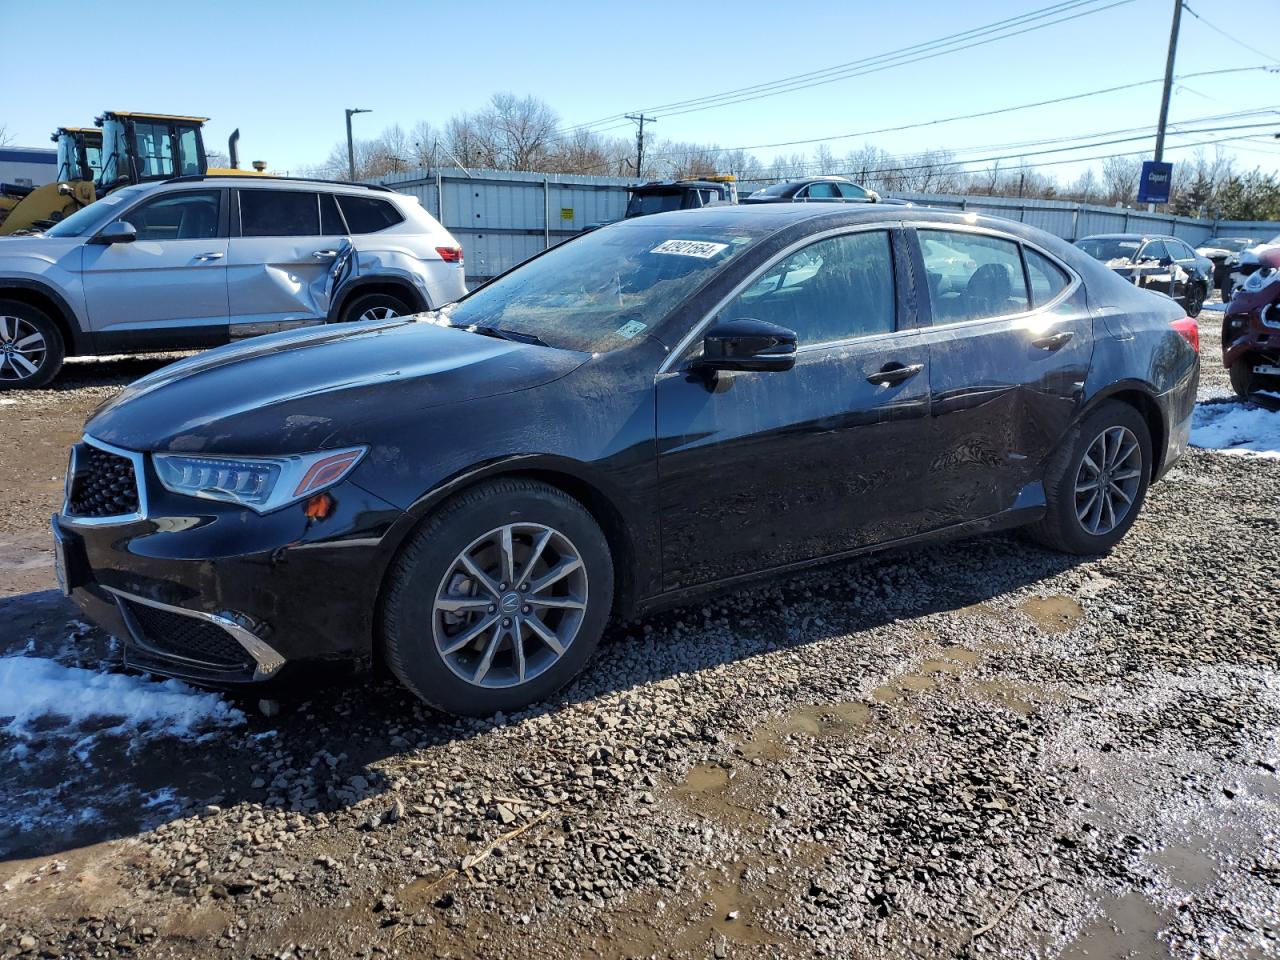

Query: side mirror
90,221,137,245
694,318,797,372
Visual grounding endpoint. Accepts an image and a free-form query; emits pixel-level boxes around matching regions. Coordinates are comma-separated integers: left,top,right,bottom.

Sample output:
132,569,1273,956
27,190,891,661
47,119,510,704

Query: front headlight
152,447,367,513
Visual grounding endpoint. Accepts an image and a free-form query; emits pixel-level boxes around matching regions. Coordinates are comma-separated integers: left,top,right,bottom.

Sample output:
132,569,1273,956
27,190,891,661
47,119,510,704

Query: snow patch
1191,402,1280,459
0,656,245,740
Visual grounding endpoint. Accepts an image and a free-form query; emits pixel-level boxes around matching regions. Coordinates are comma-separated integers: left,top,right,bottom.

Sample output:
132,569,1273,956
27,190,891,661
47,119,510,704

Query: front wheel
339,292,412,324
1028,402,1152,555
0,299,65,390
381,479,614,717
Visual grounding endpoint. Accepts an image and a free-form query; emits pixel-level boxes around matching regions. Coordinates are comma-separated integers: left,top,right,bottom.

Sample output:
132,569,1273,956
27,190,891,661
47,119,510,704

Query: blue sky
3,0,1278,182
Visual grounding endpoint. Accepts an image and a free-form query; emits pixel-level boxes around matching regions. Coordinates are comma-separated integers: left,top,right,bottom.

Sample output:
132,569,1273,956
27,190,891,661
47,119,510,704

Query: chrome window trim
60,434,149,527
910,222,1082,328
656,222,901,375
104,586,286,679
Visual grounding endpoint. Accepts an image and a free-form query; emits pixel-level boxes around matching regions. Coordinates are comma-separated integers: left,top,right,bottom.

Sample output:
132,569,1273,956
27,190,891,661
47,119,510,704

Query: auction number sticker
615,319,647,339
650,239,728,258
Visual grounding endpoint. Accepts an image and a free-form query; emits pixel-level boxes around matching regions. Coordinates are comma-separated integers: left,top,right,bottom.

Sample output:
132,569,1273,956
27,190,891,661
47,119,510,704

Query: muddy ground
1,313,1277,959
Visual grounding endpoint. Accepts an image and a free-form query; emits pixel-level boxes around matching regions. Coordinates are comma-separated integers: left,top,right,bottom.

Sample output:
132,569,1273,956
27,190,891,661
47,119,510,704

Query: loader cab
96,111,208,192
52,127,103,184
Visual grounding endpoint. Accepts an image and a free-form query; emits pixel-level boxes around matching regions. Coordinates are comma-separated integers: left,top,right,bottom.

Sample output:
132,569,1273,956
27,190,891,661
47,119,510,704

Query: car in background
741,176,880,204
1195,236,1253,300
0,176,467,389
53,204,1198,717
1075,233,1211,317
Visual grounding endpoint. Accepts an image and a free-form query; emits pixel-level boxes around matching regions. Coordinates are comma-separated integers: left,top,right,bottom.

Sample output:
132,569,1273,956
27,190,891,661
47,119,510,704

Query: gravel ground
1,315,1277,959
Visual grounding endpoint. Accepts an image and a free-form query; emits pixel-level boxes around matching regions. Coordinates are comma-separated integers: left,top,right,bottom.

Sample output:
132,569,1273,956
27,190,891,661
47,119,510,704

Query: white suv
0,176,467,388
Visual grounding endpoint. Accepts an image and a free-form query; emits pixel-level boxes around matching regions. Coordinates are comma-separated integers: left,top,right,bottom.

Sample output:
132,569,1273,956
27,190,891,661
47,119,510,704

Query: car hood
86,318,590,454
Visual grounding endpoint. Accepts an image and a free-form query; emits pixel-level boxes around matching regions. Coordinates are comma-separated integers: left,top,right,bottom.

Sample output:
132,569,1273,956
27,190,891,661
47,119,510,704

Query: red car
1223,246,1280,404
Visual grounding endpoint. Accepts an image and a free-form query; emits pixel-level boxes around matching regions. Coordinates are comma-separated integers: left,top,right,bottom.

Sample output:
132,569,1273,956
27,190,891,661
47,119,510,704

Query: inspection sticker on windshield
615,319,647,339
650,239,728,259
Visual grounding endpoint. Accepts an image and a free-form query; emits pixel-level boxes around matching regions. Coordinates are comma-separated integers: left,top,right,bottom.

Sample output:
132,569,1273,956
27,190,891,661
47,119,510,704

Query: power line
1182,2,1280,66
565,0,1132,132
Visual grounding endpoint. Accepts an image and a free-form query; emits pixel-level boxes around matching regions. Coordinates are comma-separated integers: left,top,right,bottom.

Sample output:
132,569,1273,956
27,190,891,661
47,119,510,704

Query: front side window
336,194,405,233
240,190,320,237
446,222,765,353
721,230,896,344
920,230,1029,323
123,190,220,241
1139,240,1171,263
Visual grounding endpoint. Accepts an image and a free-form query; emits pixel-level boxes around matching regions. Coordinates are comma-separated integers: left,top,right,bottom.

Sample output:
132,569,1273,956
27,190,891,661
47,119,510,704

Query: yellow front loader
0,127,102,235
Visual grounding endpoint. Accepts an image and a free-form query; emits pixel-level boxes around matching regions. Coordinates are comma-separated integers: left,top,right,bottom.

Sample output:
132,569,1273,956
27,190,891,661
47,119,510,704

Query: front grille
68,444,140,518
123,600,254,671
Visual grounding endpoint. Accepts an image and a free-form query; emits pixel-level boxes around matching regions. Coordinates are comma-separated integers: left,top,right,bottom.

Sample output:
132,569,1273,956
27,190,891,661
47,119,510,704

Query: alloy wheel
1074,425,1143,536
0,315,47,383
432,523,588,689
358,306,400,322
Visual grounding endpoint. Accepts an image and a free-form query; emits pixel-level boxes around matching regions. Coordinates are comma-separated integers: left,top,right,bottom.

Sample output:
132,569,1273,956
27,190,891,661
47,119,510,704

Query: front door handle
1031,331,1073,351
194,252,224,261
313,249,339,259
866,362,923,386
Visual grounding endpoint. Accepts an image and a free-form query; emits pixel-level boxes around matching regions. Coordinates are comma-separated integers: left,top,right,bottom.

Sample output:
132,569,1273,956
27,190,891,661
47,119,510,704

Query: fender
0,277,93,354
328,275,430,323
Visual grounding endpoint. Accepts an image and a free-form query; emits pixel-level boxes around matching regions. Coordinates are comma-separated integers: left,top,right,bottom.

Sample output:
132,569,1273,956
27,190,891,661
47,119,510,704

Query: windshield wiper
453,323,549,347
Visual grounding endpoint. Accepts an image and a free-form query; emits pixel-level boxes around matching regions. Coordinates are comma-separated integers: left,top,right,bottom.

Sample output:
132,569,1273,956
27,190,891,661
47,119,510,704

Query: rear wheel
340,292,412,324
381,479,613,717
1028,401,1152,555
0,299,64,390
1184,281,1206,318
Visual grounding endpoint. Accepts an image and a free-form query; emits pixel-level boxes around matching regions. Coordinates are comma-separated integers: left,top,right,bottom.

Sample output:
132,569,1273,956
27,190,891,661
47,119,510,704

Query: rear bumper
1154,359,1199,481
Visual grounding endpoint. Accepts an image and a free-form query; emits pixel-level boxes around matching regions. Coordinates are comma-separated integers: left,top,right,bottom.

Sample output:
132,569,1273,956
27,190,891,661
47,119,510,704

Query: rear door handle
866,362,923,386
313,249,339,259
194,252,223,261
1031,331,1073,351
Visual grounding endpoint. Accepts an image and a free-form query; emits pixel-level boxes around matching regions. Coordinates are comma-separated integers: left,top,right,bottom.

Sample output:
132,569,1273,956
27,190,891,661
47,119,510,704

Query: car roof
1079,233,1176,242
612,202,1043,237
154,175,394,195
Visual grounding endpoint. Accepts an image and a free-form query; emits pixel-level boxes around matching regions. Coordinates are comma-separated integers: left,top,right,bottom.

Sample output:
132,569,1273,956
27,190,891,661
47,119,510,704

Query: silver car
0,176,467,388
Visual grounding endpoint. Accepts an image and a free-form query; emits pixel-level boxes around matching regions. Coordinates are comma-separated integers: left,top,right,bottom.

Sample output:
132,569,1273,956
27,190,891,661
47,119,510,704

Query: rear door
80,188,229,351
226,188,348,336
912,227,1092,524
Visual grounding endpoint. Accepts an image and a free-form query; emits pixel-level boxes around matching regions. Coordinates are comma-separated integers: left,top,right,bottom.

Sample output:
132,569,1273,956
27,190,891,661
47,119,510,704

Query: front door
915,228,1093,522
656,227,935,591
80,188,229,351
227,188,347,336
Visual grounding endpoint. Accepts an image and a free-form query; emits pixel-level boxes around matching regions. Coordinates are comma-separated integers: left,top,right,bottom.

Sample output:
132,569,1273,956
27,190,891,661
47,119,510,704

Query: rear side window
805,182,839,200
1023,248,1071,307
240,190,320,237
336,195,404,234
919,230,1029,323
837,182,869,200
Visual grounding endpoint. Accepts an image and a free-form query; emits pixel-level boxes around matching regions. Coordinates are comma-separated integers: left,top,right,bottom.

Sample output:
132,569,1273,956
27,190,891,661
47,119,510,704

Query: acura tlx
53,204,1199,717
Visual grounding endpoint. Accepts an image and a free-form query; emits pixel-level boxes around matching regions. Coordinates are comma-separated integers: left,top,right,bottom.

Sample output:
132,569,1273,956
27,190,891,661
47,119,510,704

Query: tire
1220,283,1232,305
381,478,614,717
339,291,412,324
1184,281,1205,318
0,299,65,390
1229,358,1253,400
1027,401,1153,556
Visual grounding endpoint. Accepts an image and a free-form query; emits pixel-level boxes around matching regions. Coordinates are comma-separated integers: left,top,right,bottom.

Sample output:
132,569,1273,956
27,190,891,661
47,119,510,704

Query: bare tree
0,124,12,148
1101,156,1142,205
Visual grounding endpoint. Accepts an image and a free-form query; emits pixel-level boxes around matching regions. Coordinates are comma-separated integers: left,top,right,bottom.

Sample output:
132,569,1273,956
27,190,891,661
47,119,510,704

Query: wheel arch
329,277,429,323
0,280,90,355
1079,381,1167,479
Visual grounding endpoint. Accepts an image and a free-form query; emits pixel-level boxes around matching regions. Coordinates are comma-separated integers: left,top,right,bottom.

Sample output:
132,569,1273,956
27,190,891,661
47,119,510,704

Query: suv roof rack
162,174,393,192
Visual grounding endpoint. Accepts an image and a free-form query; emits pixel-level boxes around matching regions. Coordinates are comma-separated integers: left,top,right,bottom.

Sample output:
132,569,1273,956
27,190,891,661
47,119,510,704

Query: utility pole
1149,0,1182,210
626,114,656,177
345,108,372,180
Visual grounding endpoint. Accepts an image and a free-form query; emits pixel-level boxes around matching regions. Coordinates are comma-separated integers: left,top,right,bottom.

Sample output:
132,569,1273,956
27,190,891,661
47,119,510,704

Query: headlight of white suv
152,447,367,513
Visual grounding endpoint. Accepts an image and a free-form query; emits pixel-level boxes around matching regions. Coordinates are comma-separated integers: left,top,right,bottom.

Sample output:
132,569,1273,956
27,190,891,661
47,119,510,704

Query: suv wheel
340,292,412,324
1028,401,1152,555
381,479,614,717
0,300,64,390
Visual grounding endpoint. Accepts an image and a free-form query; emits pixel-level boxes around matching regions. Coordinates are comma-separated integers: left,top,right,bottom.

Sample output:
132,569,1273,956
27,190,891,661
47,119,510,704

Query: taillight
436,245,463,264
1170,317,1199,353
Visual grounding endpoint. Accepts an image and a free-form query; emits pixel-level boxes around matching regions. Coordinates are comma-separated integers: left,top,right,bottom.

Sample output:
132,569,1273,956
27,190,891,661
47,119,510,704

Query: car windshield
44,185,148,238
445,222,764,352
1076,237,1140,262
625,192,685,217
1203,237,1250,252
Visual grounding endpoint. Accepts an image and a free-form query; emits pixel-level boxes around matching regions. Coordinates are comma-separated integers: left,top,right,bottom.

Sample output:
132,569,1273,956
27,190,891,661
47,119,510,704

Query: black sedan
54,205,1200,716
741,176,879,204
1075,233,1212,316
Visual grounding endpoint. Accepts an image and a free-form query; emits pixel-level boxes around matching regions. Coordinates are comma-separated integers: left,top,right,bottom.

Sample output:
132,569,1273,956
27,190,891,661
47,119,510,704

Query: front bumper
54,442,404,690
